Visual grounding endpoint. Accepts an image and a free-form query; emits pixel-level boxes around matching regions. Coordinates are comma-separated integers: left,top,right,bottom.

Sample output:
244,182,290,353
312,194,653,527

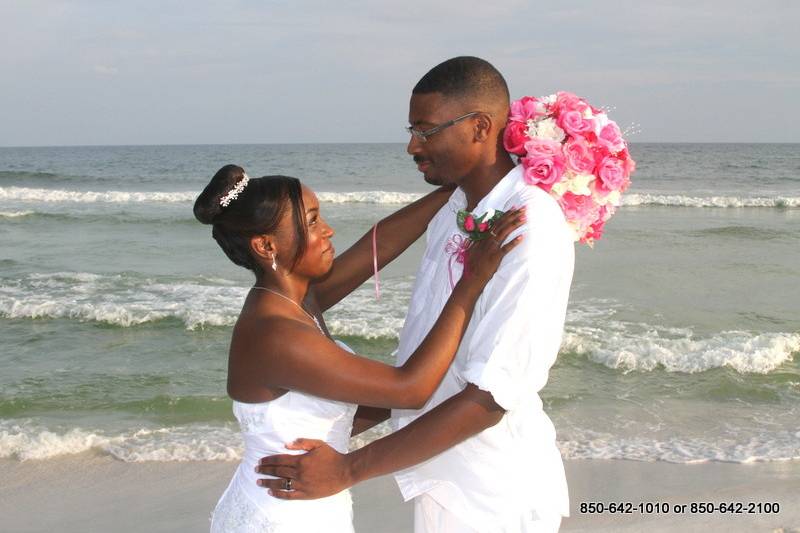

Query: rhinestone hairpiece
219,173,250,207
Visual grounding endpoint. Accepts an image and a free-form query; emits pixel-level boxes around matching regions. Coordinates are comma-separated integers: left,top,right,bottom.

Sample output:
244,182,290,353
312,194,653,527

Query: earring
271,253,278,271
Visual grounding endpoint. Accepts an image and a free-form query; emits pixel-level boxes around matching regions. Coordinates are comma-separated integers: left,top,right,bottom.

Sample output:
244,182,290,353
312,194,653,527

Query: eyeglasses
405,111,481,142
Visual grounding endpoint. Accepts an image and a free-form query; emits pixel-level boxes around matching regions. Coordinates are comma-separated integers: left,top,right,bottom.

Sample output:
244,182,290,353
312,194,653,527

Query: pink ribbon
372,223,380,300
444,234,472,289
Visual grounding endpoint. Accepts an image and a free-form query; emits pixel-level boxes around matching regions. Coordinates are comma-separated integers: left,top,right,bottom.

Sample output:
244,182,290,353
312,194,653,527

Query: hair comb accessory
220,173,250,207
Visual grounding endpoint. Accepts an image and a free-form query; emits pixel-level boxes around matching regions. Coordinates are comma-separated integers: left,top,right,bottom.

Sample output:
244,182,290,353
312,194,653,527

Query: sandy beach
2,455,797,532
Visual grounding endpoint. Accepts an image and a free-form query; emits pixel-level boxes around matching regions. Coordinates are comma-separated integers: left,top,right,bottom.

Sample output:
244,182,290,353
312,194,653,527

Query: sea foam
3,273,798,375
558,429,800,464
0,273,242,329
4,186,798,208
623,193,800,208
0,186,423,205
316,191,424,204
0,271,413,335
357,422,800,464
0,186,196,204
0,420,242,462
4,419,798,464
0,210,35,218
324,278,412,338
562,324,800,374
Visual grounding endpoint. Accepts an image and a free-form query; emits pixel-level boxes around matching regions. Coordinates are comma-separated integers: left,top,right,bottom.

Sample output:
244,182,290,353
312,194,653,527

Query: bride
194,164,524,532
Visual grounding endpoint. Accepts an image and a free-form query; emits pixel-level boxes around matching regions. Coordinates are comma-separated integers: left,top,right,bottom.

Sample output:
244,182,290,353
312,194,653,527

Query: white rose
551,180,568,196
605,190,622,206
592,189,621,206
525,119,538,138
566,173,593,196
593,112,609,136
528,117,565,142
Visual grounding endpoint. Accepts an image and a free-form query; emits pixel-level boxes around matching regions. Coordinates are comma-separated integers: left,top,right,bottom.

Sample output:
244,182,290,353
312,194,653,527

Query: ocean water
1,143,798,465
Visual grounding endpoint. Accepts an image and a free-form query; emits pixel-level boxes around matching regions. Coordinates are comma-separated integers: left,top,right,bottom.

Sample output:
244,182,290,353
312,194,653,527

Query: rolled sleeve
460,191,574,412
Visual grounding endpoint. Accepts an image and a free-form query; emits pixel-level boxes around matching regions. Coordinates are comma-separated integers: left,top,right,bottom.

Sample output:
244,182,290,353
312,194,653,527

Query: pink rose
503,121,529,156
588,179,609,201
581,219,605,244
559,192,598,225
626,159,636,178
463,215,476,231
554,91,589,115
595,156,630,194
619,150,636,178
478,222,489,232
521,154,566,191
557,110,595,137
592,144,611,163
598,122,625,154
563,138,595,174
510,96,545,122
524,138,562,158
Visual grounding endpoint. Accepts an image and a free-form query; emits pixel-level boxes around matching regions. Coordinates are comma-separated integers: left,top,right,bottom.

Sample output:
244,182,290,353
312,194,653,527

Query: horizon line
2,141,799,149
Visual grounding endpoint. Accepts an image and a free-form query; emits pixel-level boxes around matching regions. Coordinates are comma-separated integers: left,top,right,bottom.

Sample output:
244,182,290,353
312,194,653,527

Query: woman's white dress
210,341,358,532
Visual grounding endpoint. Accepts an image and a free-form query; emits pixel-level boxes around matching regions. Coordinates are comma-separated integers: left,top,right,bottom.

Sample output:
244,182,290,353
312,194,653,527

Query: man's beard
423,173,445,186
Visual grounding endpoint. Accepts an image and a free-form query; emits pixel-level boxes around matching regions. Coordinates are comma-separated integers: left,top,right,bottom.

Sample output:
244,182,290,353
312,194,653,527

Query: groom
258,56,574,532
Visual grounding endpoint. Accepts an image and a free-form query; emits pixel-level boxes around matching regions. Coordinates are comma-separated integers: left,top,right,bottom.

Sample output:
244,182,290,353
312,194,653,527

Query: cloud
93,65,119,76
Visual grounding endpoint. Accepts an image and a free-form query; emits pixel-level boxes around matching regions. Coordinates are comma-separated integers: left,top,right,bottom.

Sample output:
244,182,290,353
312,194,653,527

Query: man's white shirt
392,164,574,532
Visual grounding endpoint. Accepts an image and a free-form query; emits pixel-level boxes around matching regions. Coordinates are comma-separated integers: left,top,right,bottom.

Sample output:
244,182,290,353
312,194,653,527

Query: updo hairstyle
193,164,308,275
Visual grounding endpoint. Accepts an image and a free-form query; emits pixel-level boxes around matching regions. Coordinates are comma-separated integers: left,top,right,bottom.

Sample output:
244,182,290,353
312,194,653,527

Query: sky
1,0,799,146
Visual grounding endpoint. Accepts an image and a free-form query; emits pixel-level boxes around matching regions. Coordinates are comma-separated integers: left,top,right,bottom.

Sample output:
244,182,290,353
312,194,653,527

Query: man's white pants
413,494,562,533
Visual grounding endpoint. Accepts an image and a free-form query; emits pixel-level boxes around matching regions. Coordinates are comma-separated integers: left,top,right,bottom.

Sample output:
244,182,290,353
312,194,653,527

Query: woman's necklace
251,286,324,334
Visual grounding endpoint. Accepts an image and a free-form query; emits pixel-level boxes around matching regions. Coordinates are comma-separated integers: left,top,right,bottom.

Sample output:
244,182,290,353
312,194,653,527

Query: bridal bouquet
503,92,635,245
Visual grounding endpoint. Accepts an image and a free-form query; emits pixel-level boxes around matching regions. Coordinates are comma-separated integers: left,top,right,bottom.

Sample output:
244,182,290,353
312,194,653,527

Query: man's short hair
412,56,509,105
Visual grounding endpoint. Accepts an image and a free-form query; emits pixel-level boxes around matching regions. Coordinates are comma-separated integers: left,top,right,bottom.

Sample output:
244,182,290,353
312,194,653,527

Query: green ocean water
1,143,798,463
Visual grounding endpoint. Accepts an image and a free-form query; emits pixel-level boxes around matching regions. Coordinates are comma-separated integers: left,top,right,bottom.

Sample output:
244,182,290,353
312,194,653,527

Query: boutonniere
456,208,505,241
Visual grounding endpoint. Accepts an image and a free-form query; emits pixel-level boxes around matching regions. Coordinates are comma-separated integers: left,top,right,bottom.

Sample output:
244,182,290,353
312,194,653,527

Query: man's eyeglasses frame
405,111,484,142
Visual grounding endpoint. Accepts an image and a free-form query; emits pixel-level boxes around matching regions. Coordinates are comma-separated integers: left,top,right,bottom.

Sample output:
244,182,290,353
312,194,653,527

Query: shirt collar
447,164,523,215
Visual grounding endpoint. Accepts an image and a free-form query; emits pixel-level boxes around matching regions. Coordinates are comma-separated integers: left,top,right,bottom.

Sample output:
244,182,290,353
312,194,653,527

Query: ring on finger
284,478,292,491
489,229,498,237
